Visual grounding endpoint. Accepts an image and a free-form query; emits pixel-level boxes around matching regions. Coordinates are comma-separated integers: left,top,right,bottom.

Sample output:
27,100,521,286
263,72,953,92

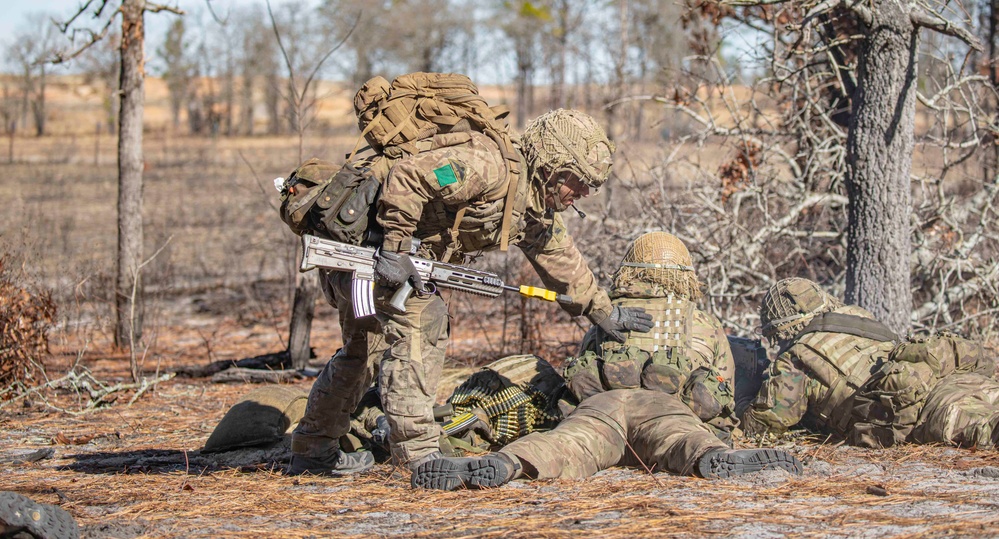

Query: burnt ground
3,370,999,539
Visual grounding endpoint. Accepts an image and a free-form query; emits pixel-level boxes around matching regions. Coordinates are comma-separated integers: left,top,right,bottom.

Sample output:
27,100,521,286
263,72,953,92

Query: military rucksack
279,72,523,251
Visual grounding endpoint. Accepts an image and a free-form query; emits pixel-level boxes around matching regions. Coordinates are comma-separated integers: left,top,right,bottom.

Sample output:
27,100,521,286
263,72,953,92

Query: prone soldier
743,277,999,449
561,231,739,440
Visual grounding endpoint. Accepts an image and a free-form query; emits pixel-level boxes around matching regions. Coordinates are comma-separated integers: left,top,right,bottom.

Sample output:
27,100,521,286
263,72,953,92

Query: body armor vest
415,146,530,262
605,296,695,355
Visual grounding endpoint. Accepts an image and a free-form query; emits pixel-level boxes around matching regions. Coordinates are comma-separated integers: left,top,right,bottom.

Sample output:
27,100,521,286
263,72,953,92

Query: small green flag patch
433,163,459,187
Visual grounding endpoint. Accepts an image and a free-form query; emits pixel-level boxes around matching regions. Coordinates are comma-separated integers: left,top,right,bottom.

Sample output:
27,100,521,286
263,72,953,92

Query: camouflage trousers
501,389,727,479
909,372,999,449
291,270,448,467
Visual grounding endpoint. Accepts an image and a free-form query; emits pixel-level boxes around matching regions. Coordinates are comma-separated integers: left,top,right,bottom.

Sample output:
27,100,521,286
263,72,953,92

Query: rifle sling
799,312,898,342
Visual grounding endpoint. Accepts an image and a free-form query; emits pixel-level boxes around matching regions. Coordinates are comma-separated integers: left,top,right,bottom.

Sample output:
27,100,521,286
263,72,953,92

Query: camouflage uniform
742,304,894,437
564,232,738,438
294,114,617,469
744,277,999,450
500,389,729,479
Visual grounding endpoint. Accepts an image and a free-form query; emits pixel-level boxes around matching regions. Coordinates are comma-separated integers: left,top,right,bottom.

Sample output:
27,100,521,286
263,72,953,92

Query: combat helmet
520,109,615,190
759,277,842,343
612,231,702,300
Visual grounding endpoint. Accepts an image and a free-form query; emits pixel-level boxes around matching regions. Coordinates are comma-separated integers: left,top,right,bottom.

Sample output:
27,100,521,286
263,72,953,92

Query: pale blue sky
0,0,283,56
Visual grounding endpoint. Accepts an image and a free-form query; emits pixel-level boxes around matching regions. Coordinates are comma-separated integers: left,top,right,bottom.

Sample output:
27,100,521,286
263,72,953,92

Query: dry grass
3,352,999,539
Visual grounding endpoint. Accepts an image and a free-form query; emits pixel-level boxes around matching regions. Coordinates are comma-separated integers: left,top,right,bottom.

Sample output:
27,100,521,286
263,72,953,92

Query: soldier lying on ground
408,233,802,490
743,277,999,448
411,388,803,490
562,231,739,441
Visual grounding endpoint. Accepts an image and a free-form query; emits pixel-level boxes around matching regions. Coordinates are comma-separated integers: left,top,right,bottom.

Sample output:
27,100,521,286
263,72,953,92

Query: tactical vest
791,311,896,434
606,295,694,354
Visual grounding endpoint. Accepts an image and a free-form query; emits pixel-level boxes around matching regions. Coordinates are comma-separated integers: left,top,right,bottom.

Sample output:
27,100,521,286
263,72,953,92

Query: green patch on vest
434,163,459,187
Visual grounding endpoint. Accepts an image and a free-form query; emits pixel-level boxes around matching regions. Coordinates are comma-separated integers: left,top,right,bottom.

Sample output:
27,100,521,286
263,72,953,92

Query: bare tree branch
910,6,983,50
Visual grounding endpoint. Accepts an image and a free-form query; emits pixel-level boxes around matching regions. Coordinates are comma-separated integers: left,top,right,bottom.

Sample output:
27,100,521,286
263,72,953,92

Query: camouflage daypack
352,72,523,251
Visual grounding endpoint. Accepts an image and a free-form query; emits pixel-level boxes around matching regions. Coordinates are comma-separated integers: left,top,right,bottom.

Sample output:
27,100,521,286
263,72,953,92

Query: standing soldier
563,231,739,440
744,277,999,449
288,108,654,475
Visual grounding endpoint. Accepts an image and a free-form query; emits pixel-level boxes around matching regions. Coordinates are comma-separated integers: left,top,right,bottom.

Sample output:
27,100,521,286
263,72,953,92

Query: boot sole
699,449,803,479
0,491,79,539
411,456,511,490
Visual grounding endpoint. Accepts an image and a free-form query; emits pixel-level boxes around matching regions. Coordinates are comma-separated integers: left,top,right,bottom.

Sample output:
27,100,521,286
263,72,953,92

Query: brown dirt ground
4,382,999,539
3,312,999,539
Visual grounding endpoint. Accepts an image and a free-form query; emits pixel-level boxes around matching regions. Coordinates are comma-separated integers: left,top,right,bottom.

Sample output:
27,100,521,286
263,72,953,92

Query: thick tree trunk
991,0,999,88
115,0,146,352
844,1,916,335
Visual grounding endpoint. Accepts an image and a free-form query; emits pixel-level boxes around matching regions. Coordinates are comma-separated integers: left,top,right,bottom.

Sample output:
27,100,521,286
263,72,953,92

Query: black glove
371,415,390,447
374,250,424,290
598,305,654,343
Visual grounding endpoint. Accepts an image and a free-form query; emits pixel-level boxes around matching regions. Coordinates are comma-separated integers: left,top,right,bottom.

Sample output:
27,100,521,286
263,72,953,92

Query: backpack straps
799,312,898,342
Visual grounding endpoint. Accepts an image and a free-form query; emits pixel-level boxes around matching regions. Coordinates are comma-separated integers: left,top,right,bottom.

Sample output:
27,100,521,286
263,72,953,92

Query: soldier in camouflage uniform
289,109,654,475
563,231,739,440
743,277,999,449
412,389,803,490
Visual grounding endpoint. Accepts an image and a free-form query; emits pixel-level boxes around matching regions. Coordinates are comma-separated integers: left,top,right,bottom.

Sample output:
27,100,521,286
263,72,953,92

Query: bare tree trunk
266,76,280,135
288,265,319,369
844,0,916,335
115,0,146,352
32,66,46,136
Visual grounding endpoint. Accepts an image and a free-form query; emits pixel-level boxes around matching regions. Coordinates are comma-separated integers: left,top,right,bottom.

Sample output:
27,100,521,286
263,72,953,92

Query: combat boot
411,452,521,490
0,491,79,539
287,449,375,476
697,448,803,479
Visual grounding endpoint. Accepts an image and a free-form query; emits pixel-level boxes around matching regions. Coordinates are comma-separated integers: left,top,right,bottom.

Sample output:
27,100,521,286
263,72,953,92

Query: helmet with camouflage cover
521,109,615,190
612,231,702,300
759,277,843,343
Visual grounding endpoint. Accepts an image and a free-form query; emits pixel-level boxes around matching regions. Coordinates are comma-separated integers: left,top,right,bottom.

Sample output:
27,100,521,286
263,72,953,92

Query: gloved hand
598,305,654,343
371,415,391,447
374,250,424,290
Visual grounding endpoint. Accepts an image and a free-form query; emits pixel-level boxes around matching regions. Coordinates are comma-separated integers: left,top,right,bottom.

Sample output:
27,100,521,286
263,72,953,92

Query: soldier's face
544,170,591,210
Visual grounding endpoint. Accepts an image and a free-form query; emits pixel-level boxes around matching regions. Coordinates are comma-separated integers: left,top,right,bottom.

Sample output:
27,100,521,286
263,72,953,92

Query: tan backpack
279,73,523,250
352,73,523,251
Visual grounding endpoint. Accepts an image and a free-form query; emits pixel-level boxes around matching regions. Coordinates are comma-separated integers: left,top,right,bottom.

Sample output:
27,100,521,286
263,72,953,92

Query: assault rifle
299,234,572,318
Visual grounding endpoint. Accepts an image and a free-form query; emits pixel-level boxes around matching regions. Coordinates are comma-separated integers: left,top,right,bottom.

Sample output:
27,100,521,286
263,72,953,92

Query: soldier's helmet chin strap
543,167,570,212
